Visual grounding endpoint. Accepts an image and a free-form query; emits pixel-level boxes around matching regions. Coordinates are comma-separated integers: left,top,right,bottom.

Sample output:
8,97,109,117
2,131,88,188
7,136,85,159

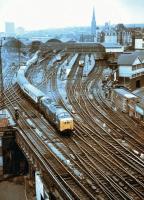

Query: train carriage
22,83,44,103
17,51,74,133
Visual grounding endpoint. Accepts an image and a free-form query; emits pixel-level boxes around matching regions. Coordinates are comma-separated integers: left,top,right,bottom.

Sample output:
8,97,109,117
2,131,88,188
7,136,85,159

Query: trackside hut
112,88,139,113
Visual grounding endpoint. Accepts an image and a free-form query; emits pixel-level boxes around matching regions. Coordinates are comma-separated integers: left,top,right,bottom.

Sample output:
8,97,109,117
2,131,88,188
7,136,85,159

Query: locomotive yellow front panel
60,120,74,132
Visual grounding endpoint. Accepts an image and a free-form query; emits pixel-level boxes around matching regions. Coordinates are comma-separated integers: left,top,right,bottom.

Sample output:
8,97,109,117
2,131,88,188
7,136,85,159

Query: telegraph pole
0,38,4,108
17,41,21,69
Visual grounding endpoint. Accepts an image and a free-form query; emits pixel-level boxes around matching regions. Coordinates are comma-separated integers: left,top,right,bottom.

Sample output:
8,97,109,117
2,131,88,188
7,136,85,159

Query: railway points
1,42,144,199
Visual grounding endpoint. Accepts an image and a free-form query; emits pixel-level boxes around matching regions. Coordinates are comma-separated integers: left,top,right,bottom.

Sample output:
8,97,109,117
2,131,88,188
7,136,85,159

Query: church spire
91,7,96,35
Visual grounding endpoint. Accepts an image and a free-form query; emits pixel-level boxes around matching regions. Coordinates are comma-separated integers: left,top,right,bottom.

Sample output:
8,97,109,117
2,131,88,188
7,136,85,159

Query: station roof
4,38,25,48
102,43,122,49
46,39,62,43
66,42,105,52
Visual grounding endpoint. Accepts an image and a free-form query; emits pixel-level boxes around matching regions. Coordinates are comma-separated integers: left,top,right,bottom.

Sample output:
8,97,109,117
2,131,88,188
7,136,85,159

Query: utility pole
0,38,5,109
17,41,21,69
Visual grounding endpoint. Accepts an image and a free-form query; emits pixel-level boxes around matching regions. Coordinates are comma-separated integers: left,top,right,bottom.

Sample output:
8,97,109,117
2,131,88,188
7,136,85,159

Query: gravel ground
0,177,26,200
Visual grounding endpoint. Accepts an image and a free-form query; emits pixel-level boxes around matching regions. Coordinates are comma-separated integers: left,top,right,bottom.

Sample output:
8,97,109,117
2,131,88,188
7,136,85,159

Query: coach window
136,80,140,88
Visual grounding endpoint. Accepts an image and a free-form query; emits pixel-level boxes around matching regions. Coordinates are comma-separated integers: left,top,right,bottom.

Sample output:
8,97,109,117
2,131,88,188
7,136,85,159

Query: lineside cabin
111,88,139,113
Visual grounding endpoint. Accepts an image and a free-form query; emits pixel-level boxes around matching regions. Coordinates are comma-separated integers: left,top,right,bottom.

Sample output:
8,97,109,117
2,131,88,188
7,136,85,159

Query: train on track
79,60,84,67
17,51,74,133
79,54,85,67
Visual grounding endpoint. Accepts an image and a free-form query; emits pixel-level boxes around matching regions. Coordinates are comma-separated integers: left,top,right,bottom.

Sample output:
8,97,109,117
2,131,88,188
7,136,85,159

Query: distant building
117,31,132,46
103,22,111,32
16,27,25,35
5,22,15,36
105,30,117,44
91,7,96,35
79,7,97,43
100,23,117,43
99,23,132,46
79,34,95,42
133,33,144,50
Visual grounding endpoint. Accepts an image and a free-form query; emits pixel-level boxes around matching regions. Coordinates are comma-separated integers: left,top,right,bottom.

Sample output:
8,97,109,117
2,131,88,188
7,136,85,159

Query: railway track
4,84,98,199
3,53,105,199
60,58,144,199
3,49,144,199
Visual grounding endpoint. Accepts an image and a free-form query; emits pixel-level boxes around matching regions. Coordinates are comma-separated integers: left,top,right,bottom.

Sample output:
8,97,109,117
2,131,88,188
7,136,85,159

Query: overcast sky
0,0,144,31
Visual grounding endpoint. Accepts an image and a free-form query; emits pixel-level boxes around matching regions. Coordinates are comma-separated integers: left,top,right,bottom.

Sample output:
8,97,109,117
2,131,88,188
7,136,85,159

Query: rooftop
118,54,138,65
118,51,144,65
102,43,123,48
136,101,144,109
113,88,138,99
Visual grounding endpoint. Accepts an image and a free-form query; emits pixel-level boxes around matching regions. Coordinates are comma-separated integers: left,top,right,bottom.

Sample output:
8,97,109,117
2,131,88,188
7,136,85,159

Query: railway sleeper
112,175,119,182
128,191,144,200
120,174,144,189
85,178,99,191
124,175,143,184
127,178,141,185
60,173,73,180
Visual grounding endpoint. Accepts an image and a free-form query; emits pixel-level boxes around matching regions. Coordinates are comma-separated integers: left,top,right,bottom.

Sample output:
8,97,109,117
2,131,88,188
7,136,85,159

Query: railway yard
1,42,144,200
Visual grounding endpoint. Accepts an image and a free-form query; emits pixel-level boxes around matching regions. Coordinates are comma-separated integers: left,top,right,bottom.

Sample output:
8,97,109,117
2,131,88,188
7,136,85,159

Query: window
136,80,140,88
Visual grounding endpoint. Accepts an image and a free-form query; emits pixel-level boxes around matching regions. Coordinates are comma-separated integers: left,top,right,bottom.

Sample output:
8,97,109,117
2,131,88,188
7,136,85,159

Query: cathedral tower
91,7,96,35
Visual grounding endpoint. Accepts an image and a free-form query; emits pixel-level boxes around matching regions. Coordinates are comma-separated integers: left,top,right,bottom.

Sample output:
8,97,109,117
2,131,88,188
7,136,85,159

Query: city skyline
0,0,144,32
